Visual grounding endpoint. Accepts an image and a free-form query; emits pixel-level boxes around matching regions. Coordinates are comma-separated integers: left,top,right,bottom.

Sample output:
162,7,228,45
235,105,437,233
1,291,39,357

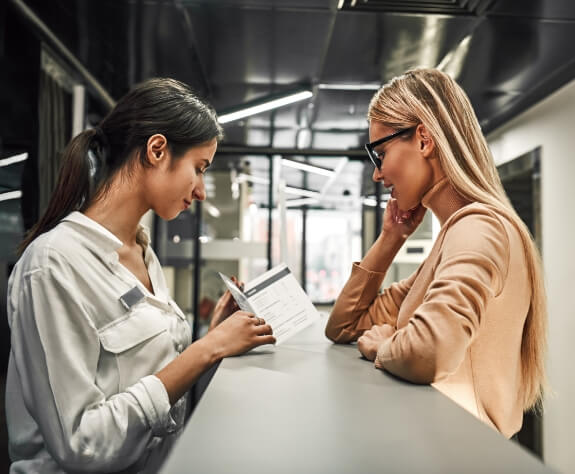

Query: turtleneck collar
421,176,470,226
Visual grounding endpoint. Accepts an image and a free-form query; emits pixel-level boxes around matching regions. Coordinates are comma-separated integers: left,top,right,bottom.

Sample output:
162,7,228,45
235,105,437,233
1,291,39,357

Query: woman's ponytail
18,128,104,255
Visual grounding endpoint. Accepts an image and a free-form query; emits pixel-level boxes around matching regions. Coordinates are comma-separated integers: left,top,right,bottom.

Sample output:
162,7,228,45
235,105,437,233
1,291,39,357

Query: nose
192,180,207,201
193,186,206,201
372,166,384,182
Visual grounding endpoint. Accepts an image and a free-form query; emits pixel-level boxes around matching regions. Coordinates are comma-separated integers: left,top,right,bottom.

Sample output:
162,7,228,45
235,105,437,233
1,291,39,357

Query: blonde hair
368,68,547,411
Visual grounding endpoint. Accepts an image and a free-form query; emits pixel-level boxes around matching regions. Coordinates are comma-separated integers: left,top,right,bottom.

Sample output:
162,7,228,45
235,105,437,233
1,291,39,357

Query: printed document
219,263,319,345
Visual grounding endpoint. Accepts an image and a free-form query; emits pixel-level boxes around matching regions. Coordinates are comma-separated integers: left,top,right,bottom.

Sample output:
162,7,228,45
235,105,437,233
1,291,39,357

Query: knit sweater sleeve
374,208,510,383
325,262,419,343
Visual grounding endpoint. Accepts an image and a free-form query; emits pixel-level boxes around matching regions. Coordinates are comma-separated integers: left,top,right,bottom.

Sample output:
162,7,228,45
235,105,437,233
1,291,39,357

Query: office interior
0,0,574,472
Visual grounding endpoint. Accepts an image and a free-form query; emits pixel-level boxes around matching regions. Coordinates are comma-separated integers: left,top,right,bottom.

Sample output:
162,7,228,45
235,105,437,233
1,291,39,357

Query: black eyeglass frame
364,127,415,169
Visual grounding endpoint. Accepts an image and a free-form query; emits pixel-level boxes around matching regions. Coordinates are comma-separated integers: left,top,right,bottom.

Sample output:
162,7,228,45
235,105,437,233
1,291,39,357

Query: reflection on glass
306,210,361,304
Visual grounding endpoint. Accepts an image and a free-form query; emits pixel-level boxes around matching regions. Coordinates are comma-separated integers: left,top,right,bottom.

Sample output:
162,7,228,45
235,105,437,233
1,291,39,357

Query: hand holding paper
209,276,242,330
219,264,319,345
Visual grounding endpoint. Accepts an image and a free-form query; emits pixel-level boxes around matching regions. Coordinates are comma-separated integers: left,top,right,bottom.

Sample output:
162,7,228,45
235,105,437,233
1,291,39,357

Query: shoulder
437,203,512,291
17,222,86,277
442,203,510,253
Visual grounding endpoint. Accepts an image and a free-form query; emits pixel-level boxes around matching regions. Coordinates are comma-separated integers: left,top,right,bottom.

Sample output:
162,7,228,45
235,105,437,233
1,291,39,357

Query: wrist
377,231,406,251
196,333,225,365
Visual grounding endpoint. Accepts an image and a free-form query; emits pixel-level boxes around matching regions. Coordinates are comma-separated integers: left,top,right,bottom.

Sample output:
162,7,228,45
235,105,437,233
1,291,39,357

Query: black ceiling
3,0,575,209
14,0,575,146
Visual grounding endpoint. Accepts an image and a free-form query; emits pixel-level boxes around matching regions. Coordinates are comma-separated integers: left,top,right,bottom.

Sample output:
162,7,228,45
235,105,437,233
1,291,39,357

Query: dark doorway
498,147,543,459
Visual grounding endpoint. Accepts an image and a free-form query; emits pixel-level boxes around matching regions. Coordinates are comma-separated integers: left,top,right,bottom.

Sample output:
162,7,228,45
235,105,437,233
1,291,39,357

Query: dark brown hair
19,78,222,254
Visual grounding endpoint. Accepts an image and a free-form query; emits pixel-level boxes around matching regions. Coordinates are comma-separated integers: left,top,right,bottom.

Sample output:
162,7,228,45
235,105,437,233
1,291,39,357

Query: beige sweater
326,180,530,438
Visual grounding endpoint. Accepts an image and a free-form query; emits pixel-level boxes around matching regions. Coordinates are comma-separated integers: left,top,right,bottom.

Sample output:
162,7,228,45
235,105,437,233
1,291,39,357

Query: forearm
326,267,393,343
326,234,410,343
155,336,222,405
360,231,406,273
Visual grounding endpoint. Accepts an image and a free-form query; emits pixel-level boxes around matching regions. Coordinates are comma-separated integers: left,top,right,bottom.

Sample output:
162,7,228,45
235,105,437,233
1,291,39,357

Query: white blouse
6,212,192,473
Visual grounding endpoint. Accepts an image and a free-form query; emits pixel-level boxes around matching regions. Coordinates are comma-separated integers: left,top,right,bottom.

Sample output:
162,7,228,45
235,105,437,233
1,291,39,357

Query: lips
183,199,192,209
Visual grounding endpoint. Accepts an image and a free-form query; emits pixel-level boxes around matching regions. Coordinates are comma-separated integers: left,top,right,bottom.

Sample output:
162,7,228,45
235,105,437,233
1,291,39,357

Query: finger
231,276,245,291
255,324,273,336
387,198,398,214
256,335,276,345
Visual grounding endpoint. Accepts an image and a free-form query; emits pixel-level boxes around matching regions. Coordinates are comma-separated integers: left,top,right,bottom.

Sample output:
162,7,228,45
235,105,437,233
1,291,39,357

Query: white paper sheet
219,263,319,345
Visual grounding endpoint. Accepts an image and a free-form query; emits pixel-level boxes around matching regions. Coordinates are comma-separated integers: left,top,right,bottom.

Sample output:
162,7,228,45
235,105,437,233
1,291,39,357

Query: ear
415,124,435,159
146,134,169,167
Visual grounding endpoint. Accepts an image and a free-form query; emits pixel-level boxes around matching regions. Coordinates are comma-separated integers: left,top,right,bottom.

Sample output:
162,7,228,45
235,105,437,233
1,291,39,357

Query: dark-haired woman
6,78,274,473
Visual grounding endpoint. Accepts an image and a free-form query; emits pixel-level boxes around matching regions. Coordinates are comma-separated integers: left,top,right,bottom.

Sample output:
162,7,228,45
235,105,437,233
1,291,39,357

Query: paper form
219,263,319,345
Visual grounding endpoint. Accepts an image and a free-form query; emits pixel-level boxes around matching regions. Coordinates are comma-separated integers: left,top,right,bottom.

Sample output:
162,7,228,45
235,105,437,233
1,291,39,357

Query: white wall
488,80,575,473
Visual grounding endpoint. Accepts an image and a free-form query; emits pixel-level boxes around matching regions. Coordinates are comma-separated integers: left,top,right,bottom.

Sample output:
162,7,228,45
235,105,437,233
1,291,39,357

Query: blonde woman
325,68,546,438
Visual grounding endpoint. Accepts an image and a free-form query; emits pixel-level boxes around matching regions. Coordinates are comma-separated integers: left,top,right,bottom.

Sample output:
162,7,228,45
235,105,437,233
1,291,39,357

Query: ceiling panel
180,0,338,8
489,0,575,20
9,0,575,206
186,5,334,92
460,15,575,130
321,12,478,84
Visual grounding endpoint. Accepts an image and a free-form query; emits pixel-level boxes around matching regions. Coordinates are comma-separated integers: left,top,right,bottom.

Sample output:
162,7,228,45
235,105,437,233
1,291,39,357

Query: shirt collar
61,211,152,255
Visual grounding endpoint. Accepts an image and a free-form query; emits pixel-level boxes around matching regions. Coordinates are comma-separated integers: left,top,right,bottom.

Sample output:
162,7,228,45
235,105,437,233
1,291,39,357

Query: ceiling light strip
285,198,319,208
281,159,336,177
318,83,380,91
218,90,313,124
0,190,23,202
0,153,28,167
284,186,321,198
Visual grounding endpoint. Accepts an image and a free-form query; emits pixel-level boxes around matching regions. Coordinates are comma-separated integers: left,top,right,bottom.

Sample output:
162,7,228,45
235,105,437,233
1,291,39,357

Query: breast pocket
98,306,174,390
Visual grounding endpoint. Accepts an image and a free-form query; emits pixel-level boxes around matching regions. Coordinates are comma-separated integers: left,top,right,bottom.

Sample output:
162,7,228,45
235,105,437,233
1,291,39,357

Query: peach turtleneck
326,181,531,438
421,176,470,226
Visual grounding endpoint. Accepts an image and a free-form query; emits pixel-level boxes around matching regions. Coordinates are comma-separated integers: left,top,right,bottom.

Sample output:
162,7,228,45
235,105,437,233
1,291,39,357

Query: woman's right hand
204,310,275,358
382,198,426,240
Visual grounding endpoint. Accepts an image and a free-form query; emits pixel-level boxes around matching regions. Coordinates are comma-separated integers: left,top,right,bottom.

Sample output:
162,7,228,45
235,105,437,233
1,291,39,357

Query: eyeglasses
364,127,415,169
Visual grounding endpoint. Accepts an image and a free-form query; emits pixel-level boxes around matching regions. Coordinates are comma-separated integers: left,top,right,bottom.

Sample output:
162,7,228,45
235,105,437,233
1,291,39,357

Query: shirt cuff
352,262,386,277
374,337,393,370
348,263,387,297
129,375,178,436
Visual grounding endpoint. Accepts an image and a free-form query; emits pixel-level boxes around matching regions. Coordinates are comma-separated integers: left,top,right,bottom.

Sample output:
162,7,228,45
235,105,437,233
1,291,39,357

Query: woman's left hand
209,276,242,331
358,324,395,361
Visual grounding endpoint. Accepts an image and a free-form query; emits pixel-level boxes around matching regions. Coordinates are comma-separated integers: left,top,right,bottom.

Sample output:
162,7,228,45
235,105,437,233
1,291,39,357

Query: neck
84,178,148,246
421,176,469,226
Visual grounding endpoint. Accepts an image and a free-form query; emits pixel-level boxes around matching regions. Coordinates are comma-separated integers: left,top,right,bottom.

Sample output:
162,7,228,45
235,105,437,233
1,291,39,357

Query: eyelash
196,168,206,175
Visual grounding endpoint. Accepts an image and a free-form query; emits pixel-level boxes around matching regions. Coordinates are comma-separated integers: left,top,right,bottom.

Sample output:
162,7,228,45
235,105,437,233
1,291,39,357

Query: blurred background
1,0,575,471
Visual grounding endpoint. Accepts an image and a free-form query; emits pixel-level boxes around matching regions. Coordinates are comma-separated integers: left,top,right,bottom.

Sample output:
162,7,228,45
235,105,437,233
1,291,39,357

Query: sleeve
325,262,420,343
374,210,510,383
9,251,177,472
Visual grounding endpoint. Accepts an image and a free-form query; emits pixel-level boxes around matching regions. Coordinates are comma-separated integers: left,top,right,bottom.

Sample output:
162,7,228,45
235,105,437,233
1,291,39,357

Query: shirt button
177,344,183,353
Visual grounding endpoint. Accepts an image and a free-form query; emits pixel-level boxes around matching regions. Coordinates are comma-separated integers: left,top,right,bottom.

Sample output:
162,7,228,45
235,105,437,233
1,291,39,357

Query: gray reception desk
161,317,555,474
